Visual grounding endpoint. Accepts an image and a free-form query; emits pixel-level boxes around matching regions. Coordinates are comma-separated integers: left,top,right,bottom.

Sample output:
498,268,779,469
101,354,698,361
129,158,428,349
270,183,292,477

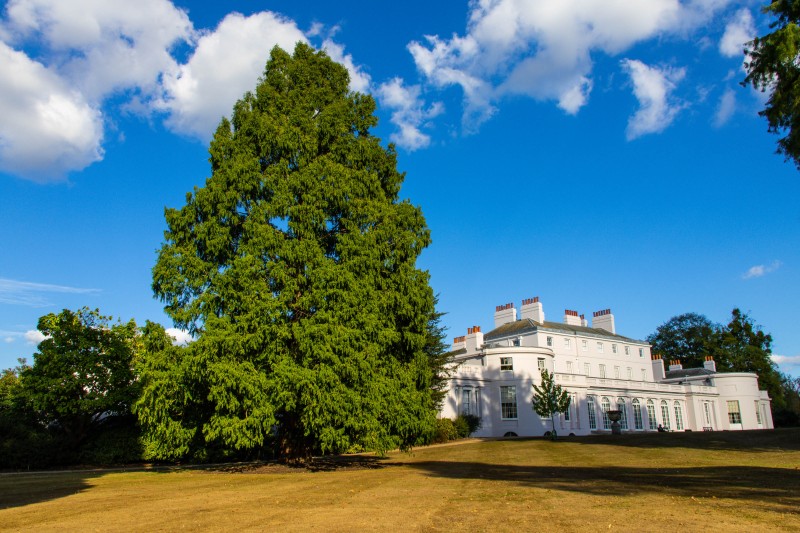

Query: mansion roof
483,318,645,344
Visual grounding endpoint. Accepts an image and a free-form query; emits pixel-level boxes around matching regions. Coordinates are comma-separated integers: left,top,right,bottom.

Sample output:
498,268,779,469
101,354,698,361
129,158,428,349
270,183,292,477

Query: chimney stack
668,359,683,371
580,314,588,327
520,296,545,323
465,325,483,353
592,308,615,334
651,354,665,381
703,356,716,373
494,303,517,328
563,309,581,326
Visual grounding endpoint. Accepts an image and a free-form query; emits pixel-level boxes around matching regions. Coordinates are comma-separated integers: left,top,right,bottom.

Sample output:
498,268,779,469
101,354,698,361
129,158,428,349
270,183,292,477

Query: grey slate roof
483,318,645,344
664,367,714,379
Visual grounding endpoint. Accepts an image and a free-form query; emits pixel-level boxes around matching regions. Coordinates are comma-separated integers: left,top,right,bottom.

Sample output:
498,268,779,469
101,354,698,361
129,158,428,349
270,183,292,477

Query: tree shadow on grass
204,455,390,474
400,461,800,512
0,471,103,510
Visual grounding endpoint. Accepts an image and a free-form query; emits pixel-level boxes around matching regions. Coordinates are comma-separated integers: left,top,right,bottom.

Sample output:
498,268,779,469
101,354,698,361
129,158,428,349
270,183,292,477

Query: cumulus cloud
377,77,443,150
165,327,193,346
742,260,782,279
408,0,737,133
322,37,371,93
720,8,754,58
157,11,307,141
621,59,686,140
24,329,47,345
0,42,104,181
0,277,100,306
713,87,737,127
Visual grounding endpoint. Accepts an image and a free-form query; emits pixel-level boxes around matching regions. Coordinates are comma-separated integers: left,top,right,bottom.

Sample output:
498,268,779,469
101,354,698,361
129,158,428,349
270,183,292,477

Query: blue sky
1,0,799,378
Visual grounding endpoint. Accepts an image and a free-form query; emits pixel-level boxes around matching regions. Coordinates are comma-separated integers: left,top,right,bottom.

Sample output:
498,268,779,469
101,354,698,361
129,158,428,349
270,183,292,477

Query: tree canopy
138,43,444,463
744,0,800,169
646,312,717,370
532,369,571,439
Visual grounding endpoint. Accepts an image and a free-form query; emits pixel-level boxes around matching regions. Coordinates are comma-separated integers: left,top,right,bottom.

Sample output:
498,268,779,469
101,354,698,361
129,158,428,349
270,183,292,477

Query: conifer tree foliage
139,43,443,463
531,369,571,440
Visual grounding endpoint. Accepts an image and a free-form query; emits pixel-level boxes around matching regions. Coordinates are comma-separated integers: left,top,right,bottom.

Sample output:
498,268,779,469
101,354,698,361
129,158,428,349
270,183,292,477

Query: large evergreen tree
138,43,443,463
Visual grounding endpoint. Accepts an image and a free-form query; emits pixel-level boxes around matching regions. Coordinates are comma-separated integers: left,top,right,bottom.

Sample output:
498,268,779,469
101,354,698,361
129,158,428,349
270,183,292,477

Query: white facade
442,298,774,436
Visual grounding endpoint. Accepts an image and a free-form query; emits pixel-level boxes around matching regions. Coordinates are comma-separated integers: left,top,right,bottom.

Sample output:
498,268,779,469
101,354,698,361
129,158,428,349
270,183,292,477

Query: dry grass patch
1,429,798,532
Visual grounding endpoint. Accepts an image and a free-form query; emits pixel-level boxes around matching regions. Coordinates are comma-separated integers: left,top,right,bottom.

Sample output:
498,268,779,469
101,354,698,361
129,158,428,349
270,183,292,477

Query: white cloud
157,11,307,141
24,329,47,345
165,327,193,346
0,277,99,306
0,42,104,181
322,37,371,93
408,0,737,133
713,87,737,127
742,260,782,279
771,354,800,365
4,336,14,343
377,77,443,150
621,59,686,140
720,8,754,58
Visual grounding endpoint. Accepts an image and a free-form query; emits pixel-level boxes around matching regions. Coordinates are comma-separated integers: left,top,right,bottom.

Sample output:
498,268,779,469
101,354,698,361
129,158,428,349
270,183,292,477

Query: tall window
564,338,572,349
564,402,571,421
614,366,620,379
566,361,573,373
727,400,741,424
639,348,644,357
500,357,513,371
703,402,712,427
612,344,617,354
627,367,632,380
461,388,472,415
647,400,657,429
601,397,611,429
755,401,762,425
537,358,545,370
660,400,670,429
582,340,588,351
587,396,597,429
624,346,630,356
597,342,604,353
500,386,518,419
641,369,647,381
632,399,643,430
547,336,553,347
617,398,628,429
599,364,606,378
584,363,591,376
674,401,684,430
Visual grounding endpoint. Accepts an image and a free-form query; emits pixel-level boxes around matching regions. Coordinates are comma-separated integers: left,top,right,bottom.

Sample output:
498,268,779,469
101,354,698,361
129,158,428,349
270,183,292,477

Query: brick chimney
592,308,615,334
520,297,545,323
703,356,716,373
494,303,517,328
668,359,683,371
580,314,588,327
465,325,483,353
563,309,581,326
651,354,665,381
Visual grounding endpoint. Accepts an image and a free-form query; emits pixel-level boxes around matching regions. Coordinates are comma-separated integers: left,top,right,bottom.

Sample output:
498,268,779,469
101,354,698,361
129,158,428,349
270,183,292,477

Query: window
624,346,630,356
475,389,481,417
500,357,513,371
614,366,620,379
601,397,611,429
564,402,571,421
639,348,644,358
501,386,518,419
597,342,604,353
564,338,572,349
461,388,472,416
641,369,647,381
546,336,553,347
599,364,606,378
566,361,573,373
537,358,545,370
703,402,712,427
632,399,643,430
587,396,597,429
660,400,670,429
582,340,588,351
727,400,741,424
755,401,762,425
612,344,617,354
512,338,520,347
584,363,591,376
617,398,628,429
627,367,632,380
647,400,657,429
674,401,684,430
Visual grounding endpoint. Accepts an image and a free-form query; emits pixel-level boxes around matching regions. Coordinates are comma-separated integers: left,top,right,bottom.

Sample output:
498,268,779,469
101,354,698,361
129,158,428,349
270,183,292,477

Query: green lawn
1,429,798,532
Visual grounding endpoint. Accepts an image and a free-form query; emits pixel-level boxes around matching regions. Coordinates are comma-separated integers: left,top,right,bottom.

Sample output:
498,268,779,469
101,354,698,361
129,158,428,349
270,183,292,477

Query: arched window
617,398,628,429
587,396,597,429
674,401,684,430
660,400,670,429
646,400,657,429
632,399,643,430
601,397,611,429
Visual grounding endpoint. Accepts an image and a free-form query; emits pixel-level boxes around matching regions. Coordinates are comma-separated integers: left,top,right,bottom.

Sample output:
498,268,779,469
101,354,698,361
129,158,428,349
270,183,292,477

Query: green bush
454,414,481,438
432,418,457,443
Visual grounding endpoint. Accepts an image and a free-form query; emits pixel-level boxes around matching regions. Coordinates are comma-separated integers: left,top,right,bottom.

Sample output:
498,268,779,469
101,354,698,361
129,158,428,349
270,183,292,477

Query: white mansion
441,297,774,436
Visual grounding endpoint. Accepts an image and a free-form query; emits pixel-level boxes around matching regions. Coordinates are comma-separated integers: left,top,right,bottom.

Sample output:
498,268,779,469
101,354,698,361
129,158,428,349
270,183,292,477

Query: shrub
454,414,481,438
432,418,458,443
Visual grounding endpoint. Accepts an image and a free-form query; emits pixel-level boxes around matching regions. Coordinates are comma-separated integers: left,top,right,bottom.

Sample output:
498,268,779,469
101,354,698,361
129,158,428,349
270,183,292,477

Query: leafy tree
532,369,571,440
743,0,800,169
646,313,717,369
140,43,443,463
20,307,140,449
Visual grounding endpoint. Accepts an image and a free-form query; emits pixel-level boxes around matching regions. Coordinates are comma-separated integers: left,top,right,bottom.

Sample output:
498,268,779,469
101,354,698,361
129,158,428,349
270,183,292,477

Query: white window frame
614,366,620,379
582,340,588,351
727,400,741,424
564,338,572,349
647,400,657,429
500,357,513,372
546,336,553,347
674,401,684,430
624,346,630,356
584,363,591,376
587,396,597,429
500,386,518,420
597,342,604,353
566,361,573,373
632,399,643,430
